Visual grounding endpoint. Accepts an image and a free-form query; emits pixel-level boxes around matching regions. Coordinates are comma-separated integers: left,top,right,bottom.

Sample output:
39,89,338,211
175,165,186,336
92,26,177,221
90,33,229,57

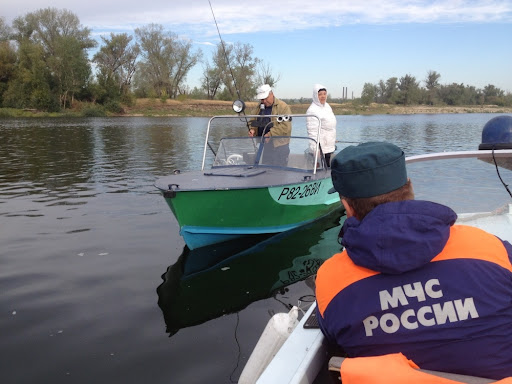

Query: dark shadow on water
156,208,345,336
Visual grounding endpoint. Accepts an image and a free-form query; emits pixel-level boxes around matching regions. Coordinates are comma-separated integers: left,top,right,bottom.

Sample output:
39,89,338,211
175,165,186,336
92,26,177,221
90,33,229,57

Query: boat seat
287,152,323,171
243,152,256,164
328,356,495,383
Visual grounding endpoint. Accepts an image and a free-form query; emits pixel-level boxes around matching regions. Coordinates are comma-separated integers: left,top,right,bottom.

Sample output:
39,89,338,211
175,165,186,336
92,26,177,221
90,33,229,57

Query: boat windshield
212,136,323,171
204,114,324,172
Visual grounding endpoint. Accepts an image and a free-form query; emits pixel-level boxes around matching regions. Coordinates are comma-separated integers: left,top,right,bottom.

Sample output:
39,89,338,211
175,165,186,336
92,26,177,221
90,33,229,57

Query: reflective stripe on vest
316,225,511,317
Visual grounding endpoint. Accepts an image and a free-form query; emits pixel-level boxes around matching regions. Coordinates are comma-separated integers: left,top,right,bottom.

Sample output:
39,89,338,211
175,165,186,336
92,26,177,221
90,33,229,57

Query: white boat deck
256,304,327,384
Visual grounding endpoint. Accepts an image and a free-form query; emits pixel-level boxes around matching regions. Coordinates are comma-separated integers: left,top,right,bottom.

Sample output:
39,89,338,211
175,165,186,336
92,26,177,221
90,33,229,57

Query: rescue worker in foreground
248,84,292,166
315,141,512,380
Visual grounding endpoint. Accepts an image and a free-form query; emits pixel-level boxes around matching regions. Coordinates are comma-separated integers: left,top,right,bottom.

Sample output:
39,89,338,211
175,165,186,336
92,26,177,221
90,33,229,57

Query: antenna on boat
208,1,252,130
208,0,242,101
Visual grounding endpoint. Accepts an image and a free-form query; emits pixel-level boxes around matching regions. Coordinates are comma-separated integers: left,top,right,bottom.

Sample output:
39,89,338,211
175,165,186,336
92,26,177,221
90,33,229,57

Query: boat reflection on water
157,208,345,336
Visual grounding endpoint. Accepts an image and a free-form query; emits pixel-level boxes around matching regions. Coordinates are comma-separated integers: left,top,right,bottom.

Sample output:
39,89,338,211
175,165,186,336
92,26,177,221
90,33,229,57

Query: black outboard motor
479,115,512,170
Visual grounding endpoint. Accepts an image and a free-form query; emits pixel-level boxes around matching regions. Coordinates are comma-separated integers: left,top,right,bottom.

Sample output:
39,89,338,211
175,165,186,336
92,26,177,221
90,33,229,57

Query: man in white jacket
306,84,337,167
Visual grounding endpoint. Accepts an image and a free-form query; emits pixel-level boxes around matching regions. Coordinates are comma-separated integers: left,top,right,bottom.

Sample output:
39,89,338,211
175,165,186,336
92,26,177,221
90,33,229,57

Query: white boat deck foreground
255,303,326,384
457,205,512,244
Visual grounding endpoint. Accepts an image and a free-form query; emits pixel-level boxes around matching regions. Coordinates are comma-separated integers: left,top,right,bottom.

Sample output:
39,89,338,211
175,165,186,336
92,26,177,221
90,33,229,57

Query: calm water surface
1,113,511,384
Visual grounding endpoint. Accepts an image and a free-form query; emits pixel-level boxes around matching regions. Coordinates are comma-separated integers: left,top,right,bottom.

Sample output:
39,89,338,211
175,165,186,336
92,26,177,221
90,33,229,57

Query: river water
1,113,511,384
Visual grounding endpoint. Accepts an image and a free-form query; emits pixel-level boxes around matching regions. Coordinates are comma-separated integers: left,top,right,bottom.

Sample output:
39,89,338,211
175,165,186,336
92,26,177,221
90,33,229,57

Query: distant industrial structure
341,86,352,100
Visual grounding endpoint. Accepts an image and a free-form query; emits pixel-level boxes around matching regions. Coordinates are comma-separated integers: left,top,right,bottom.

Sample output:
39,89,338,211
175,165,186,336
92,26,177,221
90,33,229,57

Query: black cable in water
229,312,241,383
492,147,512,198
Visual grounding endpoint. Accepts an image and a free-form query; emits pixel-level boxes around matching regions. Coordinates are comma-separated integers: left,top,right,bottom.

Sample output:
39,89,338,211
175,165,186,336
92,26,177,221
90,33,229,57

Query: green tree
483,84,505,105
361,82,376,105
0,17,11,40
424,70,441,105
438,83,482,106
188,86,207,100
438,83,462,105
51,35,91,107
12,8,95,51
398,74,420,105
503,92,512,107
93,33,140,102
0,41,17,105
171,38,201,98
385,77,399,104
134,23,201,99
375,80,387,103
201,61,222,100
210,41,258,100
3,41,58,110
11,7,95,109
216,86,233,101
462,85,479,105
0,18,17,105
255,62,281,88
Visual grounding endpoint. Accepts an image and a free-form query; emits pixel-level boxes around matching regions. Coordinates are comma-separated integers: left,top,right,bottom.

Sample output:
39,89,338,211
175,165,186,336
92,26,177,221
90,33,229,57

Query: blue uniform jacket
316,200,512,379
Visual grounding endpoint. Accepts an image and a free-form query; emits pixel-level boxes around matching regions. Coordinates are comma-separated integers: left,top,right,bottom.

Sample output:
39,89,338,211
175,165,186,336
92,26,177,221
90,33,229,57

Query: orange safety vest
340,353,512,384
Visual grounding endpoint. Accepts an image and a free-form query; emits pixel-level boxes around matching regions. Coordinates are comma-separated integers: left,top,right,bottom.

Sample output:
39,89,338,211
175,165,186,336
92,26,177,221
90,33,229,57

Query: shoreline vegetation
1,98,512,118
3,10,511,122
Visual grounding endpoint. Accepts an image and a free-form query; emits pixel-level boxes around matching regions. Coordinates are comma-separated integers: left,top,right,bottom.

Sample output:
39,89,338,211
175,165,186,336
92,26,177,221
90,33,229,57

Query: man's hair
342,180,414,220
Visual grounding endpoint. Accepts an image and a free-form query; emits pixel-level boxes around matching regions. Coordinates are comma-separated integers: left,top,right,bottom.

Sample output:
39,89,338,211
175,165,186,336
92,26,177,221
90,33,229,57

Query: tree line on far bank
0,8,510,116
0,8,279,115
357,71,512,108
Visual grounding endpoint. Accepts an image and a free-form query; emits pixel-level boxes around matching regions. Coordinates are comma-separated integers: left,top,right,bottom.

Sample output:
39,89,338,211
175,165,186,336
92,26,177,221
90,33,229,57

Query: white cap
256,84,272,99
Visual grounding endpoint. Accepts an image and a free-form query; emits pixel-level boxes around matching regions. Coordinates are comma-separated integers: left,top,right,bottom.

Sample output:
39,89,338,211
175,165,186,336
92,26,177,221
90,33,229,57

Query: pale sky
2,0,512,98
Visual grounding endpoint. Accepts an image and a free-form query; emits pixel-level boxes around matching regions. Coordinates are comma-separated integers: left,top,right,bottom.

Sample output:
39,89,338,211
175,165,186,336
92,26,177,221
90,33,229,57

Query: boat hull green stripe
165,180,339,229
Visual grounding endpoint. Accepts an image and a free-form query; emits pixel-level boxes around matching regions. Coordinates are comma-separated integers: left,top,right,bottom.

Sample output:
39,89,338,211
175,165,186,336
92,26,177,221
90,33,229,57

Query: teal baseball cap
328,142,407,198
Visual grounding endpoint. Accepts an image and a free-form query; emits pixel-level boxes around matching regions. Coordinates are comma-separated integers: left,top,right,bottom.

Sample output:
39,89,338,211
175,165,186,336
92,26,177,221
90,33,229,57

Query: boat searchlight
232,99,246,114
479,115,512,150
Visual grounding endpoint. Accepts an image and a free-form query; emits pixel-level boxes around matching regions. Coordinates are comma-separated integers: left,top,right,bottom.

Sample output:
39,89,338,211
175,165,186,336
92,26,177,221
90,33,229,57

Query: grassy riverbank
1,98,512,118
124,99,512,116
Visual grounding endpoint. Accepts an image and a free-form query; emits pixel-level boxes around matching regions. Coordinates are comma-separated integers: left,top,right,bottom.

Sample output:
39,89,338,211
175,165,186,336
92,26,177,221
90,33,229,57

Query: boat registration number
277,181,322,200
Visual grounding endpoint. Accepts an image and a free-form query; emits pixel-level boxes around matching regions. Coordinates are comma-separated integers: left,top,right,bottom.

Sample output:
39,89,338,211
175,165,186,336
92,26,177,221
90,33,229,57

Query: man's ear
341,198,355,219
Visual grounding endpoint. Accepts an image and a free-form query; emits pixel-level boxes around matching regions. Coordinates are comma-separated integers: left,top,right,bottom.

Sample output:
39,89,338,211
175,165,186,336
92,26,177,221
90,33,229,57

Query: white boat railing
405,149,512,163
